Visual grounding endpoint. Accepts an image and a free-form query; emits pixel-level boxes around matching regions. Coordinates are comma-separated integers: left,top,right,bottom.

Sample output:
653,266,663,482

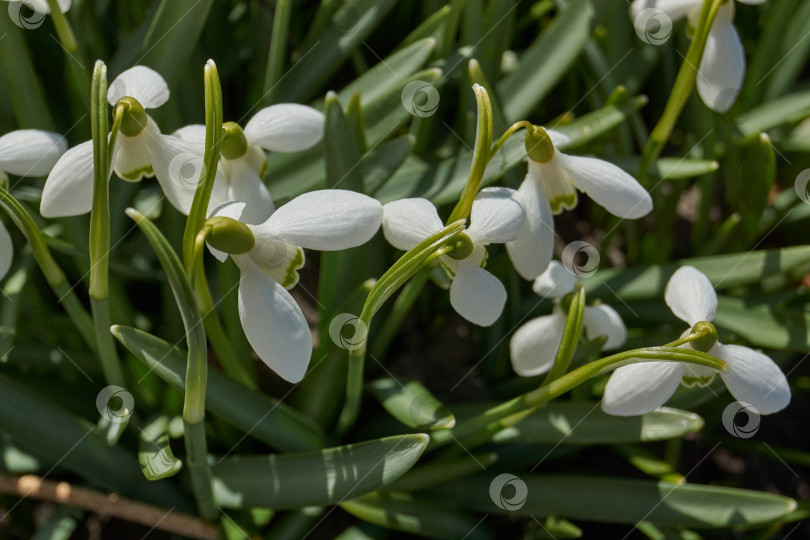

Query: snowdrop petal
0,219,12,281
0,130,67,176
602,361,685,416
558,153,653,219
40,140,95,217
10,0,70,14
172,124,206,145
696,4,745,113
244,104,324,153
225,158,275,225
238,261,312,383
583,304,627,350
629,0,701,20
510,312,567,377
506,177,555,280
113,117,159,181
206,201,247,262
382,198,443,251
147,133,208,215
532,260,577,299
108,66,169,109
260,189,382,251
715,344,790,415
466,187,525,245
664,266,717,325
449,260,506,327
546,128,571,149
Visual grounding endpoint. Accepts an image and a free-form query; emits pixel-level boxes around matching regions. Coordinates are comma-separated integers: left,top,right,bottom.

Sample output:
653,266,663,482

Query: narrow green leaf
544,284,585,384
384,453,497,493
740,89,810,135
397,7,451,50
608,156,719,181
733,134,775,242
368,378,455,431
212,435,429,509
138,415,183,481
364,135,415,194
713,295,810,352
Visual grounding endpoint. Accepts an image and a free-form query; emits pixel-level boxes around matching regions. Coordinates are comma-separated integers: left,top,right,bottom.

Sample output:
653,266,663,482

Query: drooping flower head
382,187,525,327
602,266,790,416
0,129,67,280
206,189,382,383
510,261,627,376
173,103,324,224
507,126,652,280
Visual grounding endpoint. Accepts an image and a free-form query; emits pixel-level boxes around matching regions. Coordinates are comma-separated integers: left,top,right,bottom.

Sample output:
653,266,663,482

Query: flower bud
117,97,148,137
221,122,249,160
446,232,475,261
525,125,555,163
689,321,718,353
204,216,255,255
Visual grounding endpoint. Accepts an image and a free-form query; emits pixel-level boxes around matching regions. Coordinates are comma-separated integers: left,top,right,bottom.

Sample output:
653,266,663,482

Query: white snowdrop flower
206,189,382,383
0,129,67,280
507,126,652,280
631,0,765,112
602,265,790,416
173,103,324,224
40,65,201,217
3,0,71,15
382,187,525,327
510,261,627,377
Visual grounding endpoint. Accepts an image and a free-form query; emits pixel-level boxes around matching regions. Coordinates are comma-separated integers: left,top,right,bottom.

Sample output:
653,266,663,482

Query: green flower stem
489,120,533,158
336,221,467,435
638,0,724,186
184,421,216,520
45,0,77,53
182,60,223,266
446,84,492,224
429,344,728,450
369,267,431,359
542,284,585,385
0,188,95,352
89,61,125,387
263,0,292,105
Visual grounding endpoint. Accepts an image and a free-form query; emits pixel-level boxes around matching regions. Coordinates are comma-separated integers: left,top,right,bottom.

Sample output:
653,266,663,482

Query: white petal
696,4,745,113
629,0,701,20
558,153,653,219
244,104,324,153
224,157,275,225
583,304,627,350
113,116,158,181
509,312,567,377
664,265,717,325
505,177,555,280
238,261,312,383
107,66,169,109
172,124,206,145
40,140,94,217
382,198,443,251
531,260,577,299
0,219,12,281
466,187,525,245
258,189,382,251
8,0,69,14
147,134,207,215
531,158,578,214
206,200,247,262
0,130,67,177
546,128,571,149
715,344,790,415
602,361,685,416
449,260,506,327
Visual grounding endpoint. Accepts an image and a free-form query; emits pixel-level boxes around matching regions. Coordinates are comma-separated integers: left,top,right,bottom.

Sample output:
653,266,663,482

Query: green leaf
497,0,606,121
584,246,810,301
430,475,797,528
608,156,719,181
212,435,429,509
397,7,451,50
733,134,775,242
384,453,497,493
740,89,810,136
365,135,415,194
368,378,456,430
111,325,325,451
341,491,491,540
138,415,182,481
714,295,810,352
